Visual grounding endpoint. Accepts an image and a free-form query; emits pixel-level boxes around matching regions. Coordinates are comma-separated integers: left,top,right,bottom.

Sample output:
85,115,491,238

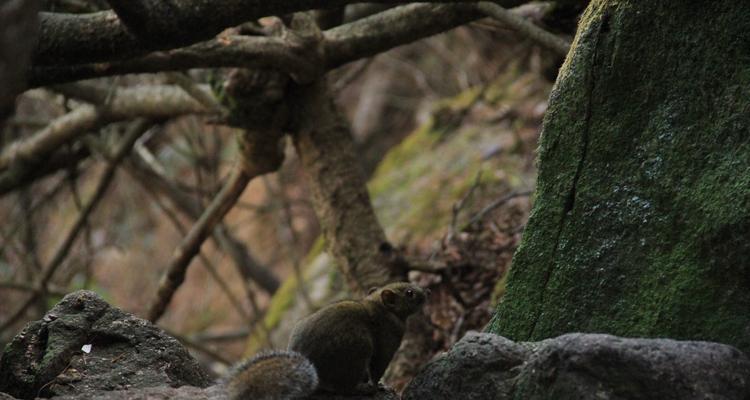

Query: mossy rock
490,0,750,353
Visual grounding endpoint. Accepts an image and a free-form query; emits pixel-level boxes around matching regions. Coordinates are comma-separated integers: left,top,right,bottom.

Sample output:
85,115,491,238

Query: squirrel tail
226,350,318,400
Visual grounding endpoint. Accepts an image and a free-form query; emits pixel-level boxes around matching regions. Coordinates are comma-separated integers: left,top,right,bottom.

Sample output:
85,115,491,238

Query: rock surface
40,385,397,400
4,292,747,400
0,290,211,399
403,332,750,400
0,290,400,400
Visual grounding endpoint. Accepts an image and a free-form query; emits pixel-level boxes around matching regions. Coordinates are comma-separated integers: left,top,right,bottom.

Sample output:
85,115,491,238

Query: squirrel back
289,282,427,394
225,350,317,400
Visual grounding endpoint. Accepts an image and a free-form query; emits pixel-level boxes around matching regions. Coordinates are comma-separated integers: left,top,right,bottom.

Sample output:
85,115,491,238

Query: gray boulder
0,290,211,399
404,332,750,400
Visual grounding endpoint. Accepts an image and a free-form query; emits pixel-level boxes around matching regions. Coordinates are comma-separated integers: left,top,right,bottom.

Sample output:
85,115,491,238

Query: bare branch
145,183,253,324
51,82,111,104
146,167,250,323
0,85,212,174
0,138,90,196
29,36,311,88
324,3,483,69
163,328,233,365
466,190,533,228
36,0,489,66
476,2,571,57
0,120,151,334
147,124,285,322
29,1,530,87
127,143,281,295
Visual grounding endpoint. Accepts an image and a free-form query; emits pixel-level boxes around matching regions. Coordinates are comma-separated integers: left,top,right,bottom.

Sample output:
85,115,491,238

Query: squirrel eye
406,289,414,298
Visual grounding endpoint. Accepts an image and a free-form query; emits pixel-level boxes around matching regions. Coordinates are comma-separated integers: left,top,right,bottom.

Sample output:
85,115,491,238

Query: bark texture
0,0,40,121
489,0,750,353
293,80,403,294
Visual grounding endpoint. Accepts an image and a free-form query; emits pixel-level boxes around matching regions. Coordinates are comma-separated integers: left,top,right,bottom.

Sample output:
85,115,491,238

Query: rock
0,290,211,399
38,384,397,400
45,385,224,400
403,332,750,400
0,290,403,400
403,332,529,400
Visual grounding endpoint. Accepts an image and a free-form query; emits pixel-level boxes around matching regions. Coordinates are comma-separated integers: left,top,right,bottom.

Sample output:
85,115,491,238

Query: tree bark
0,0,40,121
489,0,750,353
293,79,404,294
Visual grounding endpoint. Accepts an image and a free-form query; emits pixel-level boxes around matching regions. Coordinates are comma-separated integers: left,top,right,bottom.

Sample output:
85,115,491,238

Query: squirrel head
368,282,428,320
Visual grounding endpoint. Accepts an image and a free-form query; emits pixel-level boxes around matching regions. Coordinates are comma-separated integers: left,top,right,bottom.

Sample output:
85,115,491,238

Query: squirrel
225,281,428,399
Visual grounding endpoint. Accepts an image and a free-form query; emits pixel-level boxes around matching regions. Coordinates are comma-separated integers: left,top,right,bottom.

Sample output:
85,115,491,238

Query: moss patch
490,0,750,353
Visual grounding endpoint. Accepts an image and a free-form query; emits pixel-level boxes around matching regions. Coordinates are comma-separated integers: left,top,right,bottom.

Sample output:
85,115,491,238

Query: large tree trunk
489,0,750,353
0,0,39,121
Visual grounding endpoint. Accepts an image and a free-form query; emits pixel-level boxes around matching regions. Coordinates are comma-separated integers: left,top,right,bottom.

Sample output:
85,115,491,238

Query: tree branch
0,143,90,196
29,36,311,88
29,1,532,87
292,78,403,294
0,0,40,120
36,0,487,66
0,85,212,174
476,2,571,57
146,125,285,322
126,150,281,294
323,3,483,69
145,167,249,323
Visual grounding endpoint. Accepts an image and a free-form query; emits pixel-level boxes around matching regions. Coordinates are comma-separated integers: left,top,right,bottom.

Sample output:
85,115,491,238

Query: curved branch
36,0,484,66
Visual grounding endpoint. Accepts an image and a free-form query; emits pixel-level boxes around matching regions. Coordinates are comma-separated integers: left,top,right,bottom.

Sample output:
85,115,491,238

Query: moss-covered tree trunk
489,0,750,353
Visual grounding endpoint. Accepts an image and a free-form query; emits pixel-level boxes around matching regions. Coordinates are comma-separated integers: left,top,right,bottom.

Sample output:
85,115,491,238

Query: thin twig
189,328,250,343
476,2,571,57
466,190,533,228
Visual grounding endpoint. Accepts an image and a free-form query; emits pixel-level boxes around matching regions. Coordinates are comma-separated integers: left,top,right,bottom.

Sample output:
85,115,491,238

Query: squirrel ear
368,287,379,295
381,289,397,307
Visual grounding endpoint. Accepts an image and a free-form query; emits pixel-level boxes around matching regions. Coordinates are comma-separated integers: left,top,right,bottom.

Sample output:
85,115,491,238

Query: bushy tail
226,350,318,400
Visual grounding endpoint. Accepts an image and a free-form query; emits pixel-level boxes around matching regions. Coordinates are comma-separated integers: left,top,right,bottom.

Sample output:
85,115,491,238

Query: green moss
491,0,750,353
490,268,510,308
368,78,538,240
